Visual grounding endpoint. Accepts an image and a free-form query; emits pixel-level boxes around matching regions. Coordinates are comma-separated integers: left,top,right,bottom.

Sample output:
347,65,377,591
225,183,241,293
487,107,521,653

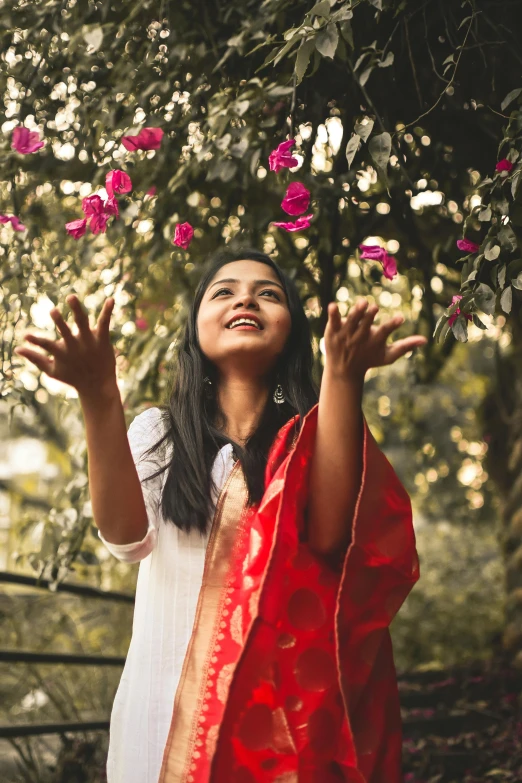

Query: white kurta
97,406,236,783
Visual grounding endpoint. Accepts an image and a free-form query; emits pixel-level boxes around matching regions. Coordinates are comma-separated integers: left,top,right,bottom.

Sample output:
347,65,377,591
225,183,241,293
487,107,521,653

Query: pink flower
496,158,513,173
11,126,44,154
82,195,105,217
172,222,194,249
135,318,149,331
268,139,299,173
65,218,87,239
121,127,164,151
105,170,132,196
281,181,311,216
90,212,109,235
359,244,398,280
146,186,157,197
272,213,314,232
456,238,480,253
0,214,26,231
104,195,119,218
448,295,473,326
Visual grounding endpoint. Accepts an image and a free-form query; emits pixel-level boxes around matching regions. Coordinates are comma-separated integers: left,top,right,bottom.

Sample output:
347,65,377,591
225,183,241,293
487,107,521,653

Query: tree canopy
1,0,521,581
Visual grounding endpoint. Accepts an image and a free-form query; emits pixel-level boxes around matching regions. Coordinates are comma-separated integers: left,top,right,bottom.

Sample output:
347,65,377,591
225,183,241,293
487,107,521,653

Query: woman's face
197,259,292,379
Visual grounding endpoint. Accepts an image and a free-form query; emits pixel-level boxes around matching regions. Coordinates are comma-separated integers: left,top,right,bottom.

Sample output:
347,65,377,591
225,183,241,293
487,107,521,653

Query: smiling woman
15,244,422,782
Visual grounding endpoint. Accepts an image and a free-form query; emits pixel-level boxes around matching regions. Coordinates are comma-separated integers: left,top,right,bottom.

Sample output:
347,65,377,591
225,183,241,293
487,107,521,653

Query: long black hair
140,247,318,535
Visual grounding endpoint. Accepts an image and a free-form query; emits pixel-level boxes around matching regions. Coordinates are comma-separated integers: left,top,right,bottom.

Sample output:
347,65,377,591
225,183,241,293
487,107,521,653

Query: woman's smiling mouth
226,315,264,330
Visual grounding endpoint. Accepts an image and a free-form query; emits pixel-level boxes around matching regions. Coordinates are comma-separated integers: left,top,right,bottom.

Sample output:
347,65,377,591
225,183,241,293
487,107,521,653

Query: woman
14,247,427,783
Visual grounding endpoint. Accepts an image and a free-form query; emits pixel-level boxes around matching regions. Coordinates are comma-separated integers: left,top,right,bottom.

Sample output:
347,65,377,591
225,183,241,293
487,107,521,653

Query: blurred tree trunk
481,317,522,667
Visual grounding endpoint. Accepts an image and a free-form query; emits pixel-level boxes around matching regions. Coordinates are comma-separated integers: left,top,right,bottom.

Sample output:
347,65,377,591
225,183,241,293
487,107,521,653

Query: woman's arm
306,298,427,556
81,384,150,546
306,370,364,556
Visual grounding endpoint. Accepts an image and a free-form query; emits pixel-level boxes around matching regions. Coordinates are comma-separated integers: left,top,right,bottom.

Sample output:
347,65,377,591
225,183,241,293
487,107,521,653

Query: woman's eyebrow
208,278,286,292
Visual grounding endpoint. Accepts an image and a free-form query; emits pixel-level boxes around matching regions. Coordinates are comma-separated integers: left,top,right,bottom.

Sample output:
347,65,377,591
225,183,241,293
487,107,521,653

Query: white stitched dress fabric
97,406,236,783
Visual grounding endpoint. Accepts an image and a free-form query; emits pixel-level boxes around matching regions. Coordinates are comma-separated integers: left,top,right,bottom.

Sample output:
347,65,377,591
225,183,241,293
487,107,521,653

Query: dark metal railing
0,570,133,739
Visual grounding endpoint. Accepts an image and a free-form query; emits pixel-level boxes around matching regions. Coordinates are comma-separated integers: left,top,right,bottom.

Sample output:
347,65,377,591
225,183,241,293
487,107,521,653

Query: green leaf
500,285,512,314
472,314,487,330
378,51,394,68
498,225,517,252
484,243,500,261
478,207,491,222
308,0,331,19
368,0,383,9
339,20,353,48
368,131,392,170
433,313,448,341
249,148,261,177
512,273,522,290
451,315,468,343
332,6,353,22
354,117,374,142
498,264,506,288
315,22,339,59
346,134,361,168
359,66,373,87
501,87,522,112
273,36,301,67
295,37,316,84
473,282,496,314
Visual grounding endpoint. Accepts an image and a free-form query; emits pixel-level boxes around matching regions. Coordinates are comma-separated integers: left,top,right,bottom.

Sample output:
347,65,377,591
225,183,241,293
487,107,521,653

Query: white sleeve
97,406,168,563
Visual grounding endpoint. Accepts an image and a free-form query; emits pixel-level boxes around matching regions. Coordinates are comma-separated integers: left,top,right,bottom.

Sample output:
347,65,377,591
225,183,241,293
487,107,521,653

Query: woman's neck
216,375,270,444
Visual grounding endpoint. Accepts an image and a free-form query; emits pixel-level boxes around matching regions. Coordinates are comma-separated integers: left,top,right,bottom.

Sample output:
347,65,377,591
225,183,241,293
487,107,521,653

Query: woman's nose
233,292,258,309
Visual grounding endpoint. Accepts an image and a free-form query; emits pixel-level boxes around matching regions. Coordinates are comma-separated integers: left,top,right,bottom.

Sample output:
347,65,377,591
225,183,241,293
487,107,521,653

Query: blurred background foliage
1,0,522,780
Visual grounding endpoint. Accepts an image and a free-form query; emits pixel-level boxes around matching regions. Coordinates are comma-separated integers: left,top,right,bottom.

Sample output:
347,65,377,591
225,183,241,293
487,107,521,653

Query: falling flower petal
269,139,299,173
172,222,194,249
456,238,480,253
104,195,119,218
0,214,27,231
105,169,132,196
496,158,513,173
89,213,110,234
358,244,398,280
121,127,164,151
146,186,157,197
11,126,45,154
272,213,314,232
281,181,311,216
448,294,473,326
65,218,88,239
135,318,149,331
82,194,105,217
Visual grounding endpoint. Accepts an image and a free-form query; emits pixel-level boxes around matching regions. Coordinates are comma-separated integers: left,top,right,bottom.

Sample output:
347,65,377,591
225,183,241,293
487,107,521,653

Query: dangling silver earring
203,376,213,398
273,382,285,404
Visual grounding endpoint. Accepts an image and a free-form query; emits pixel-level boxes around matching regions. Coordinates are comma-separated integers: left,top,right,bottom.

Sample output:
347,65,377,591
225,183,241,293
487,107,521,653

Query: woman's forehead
209,259,280,284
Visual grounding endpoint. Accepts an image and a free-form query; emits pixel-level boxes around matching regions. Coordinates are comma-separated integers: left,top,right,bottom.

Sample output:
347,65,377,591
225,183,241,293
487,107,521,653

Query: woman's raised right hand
14,294,118,399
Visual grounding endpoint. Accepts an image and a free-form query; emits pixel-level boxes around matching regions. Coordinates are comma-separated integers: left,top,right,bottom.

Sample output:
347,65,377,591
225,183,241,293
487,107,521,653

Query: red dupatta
158,402,420,783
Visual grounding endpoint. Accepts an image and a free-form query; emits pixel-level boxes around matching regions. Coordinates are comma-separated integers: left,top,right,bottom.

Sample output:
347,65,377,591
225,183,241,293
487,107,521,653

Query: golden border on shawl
158,460,248,783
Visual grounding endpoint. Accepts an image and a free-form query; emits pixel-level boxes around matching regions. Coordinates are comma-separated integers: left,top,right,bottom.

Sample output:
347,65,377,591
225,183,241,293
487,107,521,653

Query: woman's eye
260,290,280,299
214,288,232,296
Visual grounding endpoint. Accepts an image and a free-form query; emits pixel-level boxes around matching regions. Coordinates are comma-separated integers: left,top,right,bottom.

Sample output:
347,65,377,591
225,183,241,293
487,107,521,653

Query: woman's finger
345,298,368,336
96,297,115,336
383,335,427,365
327,301,343,333
50,307,75,345
373,313,405,343
13,347,55,376
23,333,67,357
66,295,93,341
353,304,378,341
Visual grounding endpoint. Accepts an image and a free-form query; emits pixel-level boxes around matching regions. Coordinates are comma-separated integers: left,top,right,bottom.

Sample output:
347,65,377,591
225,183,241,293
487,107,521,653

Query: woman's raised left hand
324,298,428,382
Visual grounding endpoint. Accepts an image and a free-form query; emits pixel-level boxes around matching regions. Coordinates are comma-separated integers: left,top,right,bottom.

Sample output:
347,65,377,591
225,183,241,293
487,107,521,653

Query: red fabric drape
211,403,420,782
